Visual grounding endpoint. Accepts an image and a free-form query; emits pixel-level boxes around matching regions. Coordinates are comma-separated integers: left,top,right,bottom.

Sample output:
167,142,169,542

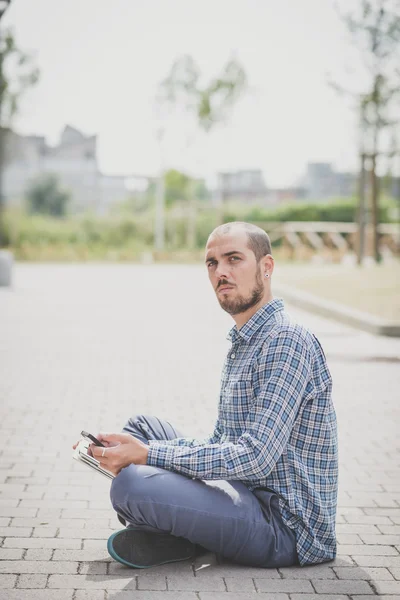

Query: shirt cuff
147,443,176,469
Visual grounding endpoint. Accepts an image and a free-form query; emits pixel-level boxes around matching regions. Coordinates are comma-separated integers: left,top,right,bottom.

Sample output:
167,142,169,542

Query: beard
217,268,264,316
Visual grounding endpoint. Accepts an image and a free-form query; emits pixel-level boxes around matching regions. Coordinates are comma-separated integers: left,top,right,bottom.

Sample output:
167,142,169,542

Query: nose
215,263,229,281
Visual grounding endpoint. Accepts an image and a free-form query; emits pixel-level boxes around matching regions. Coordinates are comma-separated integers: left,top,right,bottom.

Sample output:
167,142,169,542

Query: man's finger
92,445,112,459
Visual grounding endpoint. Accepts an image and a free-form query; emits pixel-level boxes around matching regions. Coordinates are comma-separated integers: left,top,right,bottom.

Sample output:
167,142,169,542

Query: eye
229,256,240,262
207,260,216,268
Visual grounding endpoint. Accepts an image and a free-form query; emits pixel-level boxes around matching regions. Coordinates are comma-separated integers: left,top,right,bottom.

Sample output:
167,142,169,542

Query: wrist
138,445,149,465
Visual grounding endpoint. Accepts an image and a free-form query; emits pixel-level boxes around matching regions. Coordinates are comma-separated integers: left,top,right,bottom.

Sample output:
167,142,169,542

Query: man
90,222,338,569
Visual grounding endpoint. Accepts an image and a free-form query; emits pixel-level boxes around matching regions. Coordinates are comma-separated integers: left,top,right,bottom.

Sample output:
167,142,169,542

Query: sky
4,0,365,187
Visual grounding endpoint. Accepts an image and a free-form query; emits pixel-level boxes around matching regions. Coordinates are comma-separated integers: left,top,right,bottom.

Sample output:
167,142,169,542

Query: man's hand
90,433,149,476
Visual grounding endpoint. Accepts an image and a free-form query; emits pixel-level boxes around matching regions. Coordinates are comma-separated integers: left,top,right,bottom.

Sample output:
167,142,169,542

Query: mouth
218,285,235,293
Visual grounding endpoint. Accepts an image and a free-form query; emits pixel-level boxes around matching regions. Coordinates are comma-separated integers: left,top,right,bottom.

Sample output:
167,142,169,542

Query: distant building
216,169,268,204
2,125,133,213
303,162,357,200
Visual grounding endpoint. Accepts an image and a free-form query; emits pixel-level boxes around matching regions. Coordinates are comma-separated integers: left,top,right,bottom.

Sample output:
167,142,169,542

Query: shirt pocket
221,379,254,432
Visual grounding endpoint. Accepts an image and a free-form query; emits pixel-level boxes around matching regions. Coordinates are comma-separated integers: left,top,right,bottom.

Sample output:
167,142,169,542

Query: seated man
90,222,338,569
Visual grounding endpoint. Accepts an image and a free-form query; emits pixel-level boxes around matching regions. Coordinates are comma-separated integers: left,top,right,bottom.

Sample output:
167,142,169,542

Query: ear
261,254,274,277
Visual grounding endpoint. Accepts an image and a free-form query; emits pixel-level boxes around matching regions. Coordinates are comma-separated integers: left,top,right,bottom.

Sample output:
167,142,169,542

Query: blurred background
0,0,399,320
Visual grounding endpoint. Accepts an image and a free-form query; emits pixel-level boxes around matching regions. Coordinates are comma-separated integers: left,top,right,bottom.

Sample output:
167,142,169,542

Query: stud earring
265,273,270,278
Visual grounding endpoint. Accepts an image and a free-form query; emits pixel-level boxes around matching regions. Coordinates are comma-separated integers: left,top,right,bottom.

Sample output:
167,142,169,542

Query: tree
0,26,39,245
333,0,400,263
156,55,247,248
26,173,70,217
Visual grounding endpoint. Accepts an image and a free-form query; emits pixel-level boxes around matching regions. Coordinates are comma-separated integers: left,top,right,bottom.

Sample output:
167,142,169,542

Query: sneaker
117,514,126,527
107,528,196,569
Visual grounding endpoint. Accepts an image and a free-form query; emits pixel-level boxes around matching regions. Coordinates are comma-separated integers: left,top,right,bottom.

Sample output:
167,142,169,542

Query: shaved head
208,222,272,262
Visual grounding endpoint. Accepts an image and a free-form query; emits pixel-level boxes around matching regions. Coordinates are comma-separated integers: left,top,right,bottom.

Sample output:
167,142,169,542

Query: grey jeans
110,414,298,568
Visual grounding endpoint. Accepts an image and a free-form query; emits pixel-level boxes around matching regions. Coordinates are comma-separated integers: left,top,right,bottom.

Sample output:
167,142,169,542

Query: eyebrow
205,250,245,263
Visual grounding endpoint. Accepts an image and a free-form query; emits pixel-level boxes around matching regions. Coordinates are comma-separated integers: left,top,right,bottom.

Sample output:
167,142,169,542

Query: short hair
209,221,272,262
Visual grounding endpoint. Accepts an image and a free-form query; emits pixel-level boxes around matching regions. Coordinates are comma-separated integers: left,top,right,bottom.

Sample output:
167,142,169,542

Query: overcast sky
4,0,364,186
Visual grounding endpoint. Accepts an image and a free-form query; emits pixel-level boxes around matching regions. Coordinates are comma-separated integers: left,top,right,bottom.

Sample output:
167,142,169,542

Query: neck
233,292,274,329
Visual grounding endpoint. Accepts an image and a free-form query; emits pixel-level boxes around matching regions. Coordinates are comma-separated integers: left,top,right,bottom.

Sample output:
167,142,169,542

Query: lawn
275,261,400,322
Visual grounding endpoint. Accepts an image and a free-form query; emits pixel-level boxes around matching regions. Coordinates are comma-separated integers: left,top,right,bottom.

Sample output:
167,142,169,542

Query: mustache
217,280,235,289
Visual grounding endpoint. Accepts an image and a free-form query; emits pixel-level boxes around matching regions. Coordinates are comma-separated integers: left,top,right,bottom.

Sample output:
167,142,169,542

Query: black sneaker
117,514,126,527
107,528,196,569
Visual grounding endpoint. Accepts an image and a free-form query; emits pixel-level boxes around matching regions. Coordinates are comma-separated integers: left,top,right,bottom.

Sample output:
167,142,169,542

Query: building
2,125,132,213
303,162,357,200
216,169,268,204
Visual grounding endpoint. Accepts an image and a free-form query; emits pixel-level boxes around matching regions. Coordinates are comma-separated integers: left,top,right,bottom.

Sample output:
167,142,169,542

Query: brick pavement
0,263,399,600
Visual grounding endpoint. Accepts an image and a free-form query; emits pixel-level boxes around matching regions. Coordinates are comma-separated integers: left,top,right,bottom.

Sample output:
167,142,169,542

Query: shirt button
230,353,235,359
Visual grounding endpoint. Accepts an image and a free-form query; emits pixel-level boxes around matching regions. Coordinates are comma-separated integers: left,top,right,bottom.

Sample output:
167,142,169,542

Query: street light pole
154,127,165,252
0,1,12,286
0,0,11,249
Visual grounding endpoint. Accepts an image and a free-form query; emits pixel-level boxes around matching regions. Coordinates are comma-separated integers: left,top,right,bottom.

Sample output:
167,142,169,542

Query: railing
256,222,400,259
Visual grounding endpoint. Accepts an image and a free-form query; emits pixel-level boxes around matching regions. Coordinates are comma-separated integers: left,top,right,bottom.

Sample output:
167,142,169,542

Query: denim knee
110,465,134,512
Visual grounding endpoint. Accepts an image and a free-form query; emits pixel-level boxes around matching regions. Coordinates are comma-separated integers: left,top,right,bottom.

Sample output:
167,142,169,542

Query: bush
26,173,70,217
223,197,394,224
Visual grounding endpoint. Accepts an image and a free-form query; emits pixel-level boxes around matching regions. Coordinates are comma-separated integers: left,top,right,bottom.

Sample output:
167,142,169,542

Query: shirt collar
226,298,284,343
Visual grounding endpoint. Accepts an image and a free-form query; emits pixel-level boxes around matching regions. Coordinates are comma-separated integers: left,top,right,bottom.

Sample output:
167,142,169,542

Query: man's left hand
91,433,149,476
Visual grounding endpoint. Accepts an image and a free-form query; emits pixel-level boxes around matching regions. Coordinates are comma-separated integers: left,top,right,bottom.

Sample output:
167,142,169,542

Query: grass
275,261,400,322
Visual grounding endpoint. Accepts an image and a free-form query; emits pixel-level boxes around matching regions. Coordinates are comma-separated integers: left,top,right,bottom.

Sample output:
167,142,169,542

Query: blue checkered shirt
147,299,338,565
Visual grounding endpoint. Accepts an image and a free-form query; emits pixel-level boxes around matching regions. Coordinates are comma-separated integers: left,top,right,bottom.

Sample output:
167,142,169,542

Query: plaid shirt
147,299,338,565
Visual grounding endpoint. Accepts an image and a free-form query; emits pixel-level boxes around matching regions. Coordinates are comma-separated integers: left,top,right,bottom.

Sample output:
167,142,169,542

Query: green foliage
223,197,394,224
159,54,247,132
146,169,210,207
164,169,192,205
4,196,398,261
0,28,40,127
26,174,71,217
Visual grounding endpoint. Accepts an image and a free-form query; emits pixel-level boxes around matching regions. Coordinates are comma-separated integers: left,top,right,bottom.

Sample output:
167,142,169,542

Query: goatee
218,269,264,316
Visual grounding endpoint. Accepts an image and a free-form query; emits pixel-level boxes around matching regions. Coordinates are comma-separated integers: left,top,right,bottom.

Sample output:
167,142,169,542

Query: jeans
110,414,298,568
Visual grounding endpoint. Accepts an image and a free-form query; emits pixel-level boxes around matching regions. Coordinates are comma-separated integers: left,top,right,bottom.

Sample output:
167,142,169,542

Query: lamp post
0,0,12,285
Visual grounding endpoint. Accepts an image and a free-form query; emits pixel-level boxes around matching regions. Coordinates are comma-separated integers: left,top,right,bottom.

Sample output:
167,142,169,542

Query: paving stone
0,548,24,559
24,548,53,560
78,561,108,575
53,549,110,562
255,578,314,593
0,574,17,588
108,594,197,600
16,574,47,588
374,580,400,594
137,574,167,590
167,573,226,591
290,596,349,600
200,595,289,600
32,527,58,537
109,560,192,577
58,527,115,539
0,561,78,574
279,565,336,579
334,566,394,580
224,577,257,592
74,592,106,600
389,567,400,580
352,555,400,568
313,579,374,594
337,544,398,555
3,537,81,549
0,592,73,600
48,574,136,589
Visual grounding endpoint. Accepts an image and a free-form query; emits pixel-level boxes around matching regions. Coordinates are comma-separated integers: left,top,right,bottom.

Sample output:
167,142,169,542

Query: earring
265,273,270,278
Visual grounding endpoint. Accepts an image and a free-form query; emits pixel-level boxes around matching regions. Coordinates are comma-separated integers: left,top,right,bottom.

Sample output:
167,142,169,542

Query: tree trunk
186,197,197,249
357,153,366,265
370,153,380,262
0,45,4,249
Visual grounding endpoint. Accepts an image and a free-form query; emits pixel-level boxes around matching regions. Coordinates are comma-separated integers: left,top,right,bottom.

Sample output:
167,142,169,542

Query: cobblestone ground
0,263,399,600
